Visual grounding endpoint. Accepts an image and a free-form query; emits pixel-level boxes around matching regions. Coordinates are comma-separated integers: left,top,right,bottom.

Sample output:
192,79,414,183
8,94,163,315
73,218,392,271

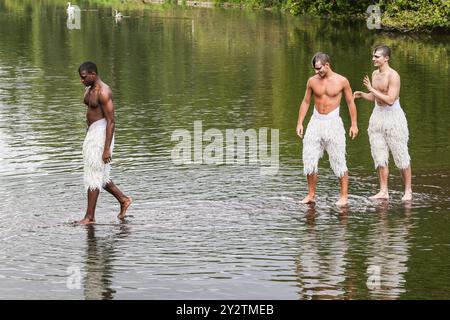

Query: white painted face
313,61,327,78
372,49,389,67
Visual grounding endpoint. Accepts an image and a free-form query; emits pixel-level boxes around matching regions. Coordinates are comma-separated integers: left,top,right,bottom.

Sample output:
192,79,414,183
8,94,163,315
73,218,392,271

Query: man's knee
389,143,410,170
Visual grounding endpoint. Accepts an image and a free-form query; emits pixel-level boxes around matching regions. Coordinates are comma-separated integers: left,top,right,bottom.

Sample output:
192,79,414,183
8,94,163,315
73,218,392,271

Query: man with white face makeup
296,52,358,206
354,45,412,201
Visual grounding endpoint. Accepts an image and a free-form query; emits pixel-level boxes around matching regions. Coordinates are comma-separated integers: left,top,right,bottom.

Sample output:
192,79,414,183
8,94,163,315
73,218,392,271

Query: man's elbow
387,97,397,105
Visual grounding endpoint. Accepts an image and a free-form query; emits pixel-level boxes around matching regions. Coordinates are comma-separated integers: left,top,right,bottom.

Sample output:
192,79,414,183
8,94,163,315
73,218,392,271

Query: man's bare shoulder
97,84,113,106
99,84,112,98
332,72,344,79
388,68,400,80
330,73,349,88
337,73,349,84
306,75,321,89
307,75,320,84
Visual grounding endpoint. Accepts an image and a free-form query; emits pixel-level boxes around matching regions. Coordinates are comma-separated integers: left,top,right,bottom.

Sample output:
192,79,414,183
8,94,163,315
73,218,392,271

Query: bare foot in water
118,197,133,219
301,194,315,204
369,191,389,200
336,197,348,206
402,190,412,201
76,217,96,225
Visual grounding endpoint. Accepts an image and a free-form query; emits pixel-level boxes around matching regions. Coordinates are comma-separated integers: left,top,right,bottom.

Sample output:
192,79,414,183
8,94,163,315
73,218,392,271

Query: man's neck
378,63,390,73
91,79,101,90
323,70,334,79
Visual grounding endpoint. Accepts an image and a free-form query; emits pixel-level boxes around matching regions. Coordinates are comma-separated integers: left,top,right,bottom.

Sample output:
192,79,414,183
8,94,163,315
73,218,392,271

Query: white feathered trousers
368,100,410,170
302,107,348,178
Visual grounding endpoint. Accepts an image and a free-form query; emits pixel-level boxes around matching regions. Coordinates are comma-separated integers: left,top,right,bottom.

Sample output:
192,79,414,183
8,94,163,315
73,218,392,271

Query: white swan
67,2,75,16
114,9,123,19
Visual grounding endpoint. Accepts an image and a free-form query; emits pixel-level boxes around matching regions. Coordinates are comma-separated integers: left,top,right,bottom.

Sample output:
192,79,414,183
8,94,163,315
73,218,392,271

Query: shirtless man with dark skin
77,61,132,224
296,53,358,206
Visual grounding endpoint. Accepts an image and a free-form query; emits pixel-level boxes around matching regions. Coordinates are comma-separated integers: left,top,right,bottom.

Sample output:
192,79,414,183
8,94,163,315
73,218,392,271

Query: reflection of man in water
366,201,412,299
295,204,350,299
77,61,132,224
354,45,412,201
296,52,358,206
83,223,130,299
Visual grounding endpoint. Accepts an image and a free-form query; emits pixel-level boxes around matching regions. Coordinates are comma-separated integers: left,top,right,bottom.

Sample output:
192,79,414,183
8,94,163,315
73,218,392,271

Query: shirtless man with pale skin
354,45,412,201
296,52,358,206
77,61,132,225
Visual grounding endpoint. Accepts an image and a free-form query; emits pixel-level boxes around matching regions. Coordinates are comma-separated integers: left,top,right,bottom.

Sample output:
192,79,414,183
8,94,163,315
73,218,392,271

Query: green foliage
281,0,373,17
236,0,450,32
214,0,283,9
379,0,450,32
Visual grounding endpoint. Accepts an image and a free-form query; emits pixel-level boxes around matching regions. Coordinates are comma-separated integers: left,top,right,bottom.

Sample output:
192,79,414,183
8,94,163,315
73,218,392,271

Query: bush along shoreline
75,0,450,33
206,0,449,33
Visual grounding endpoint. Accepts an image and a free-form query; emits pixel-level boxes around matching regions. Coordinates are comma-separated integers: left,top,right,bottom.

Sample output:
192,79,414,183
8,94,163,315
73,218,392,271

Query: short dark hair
311,52,330,68
373,45,391,58
78,61,98,74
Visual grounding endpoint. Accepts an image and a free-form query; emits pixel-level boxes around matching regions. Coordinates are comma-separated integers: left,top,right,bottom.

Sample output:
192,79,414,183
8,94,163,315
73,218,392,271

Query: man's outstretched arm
353,72,375,102
353,90,375,101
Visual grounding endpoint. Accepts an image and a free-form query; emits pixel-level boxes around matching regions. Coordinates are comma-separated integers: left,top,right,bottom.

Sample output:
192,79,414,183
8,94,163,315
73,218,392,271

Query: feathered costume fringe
302,108,348,178
368,100,410,170
82,118,114,192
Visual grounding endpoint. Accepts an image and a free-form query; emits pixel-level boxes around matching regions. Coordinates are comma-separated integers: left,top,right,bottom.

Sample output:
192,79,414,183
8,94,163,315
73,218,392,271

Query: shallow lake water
0,0,449,299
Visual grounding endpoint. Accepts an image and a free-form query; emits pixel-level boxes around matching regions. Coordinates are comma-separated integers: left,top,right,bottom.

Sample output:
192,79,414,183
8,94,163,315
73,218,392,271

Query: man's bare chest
84,88,100,108
313,83,342,97
373,74,389,93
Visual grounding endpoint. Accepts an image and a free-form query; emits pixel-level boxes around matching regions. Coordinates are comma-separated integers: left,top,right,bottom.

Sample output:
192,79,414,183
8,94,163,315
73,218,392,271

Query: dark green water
0,0,449,299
